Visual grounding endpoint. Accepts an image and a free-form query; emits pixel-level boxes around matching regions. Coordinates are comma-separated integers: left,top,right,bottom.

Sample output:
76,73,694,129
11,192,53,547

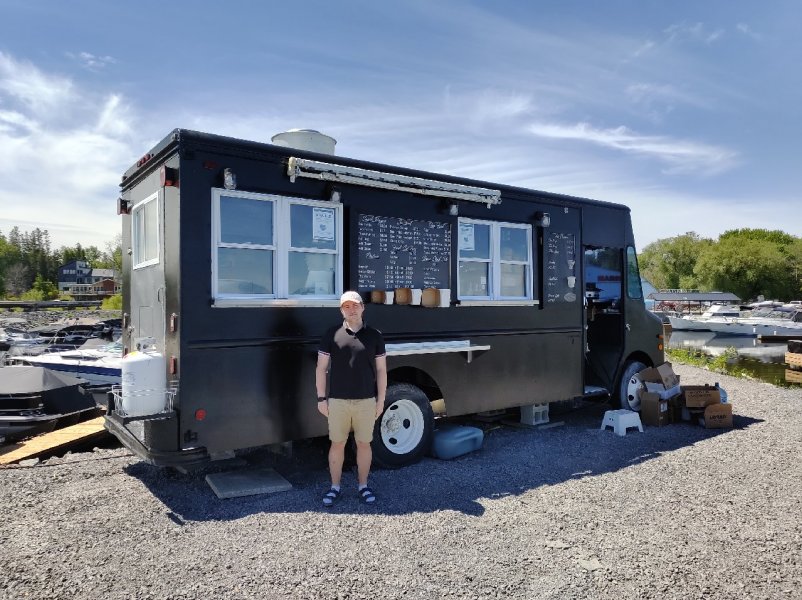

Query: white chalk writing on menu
357,214,451,290
545,232,577,303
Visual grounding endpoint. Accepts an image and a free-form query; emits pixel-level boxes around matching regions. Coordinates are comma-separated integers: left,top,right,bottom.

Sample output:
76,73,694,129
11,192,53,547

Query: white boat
8,341,122,387
667,330,788,362
668,303,802,337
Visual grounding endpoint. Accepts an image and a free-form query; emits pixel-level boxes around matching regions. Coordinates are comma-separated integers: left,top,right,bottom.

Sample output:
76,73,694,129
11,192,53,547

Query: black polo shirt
318,322,386,399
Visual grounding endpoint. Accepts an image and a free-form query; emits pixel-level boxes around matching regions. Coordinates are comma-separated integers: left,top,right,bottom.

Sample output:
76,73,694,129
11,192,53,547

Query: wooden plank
785,369,802,384
0,416,108,465
785,352,802,369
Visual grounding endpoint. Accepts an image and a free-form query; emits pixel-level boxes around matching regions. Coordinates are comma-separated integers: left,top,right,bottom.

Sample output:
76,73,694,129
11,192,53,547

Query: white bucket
384,291,395,305
438,289,451,307
411,289,422,305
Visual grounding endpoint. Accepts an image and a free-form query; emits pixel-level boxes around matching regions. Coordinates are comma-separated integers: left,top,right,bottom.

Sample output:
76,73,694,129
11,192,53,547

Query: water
667,330,802,388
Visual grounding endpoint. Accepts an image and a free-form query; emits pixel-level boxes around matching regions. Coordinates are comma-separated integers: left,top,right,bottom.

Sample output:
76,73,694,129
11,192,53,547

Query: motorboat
0,327,47,348
667,304,743,331
668,302,802,337
7,340,122,388
0,366,98,442
667,330,788,363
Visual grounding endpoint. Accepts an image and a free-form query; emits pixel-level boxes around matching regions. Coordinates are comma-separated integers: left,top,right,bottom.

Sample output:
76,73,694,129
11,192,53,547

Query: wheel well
626,351,654,370
387,366,442,402
613,351,653,399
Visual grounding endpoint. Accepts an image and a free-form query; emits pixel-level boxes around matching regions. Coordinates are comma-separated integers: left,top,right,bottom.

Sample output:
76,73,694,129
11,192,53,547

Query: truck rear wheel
616,360,647,411
372,383,434,469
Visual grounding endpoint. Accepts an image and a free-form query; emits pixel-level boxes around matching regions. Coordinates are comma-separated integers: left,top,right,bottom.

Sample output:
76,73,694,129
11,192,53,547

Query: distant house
58,260,120,299
58,260,93,291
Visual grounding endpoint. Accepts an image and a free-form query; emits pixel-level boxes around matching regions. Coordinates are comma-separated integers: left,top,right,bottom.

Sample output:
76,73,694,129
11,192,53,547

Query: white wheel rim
380,398,425,455
624,373,643,411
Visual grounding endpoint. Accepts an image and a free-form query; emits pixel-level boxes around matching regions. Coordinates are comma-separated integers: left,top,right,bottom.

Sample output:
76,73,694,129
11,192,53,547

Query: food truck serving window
457,219,533,301
212,189,342,303
132,191,160,269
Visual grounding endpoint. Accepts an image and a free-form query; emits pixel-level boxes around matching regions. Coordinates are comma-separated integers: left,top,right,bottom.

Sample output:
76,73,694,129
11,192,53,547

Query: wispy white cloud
528,121,737,176
626,83,711,111
736,23,763,41
0,53,136,248
664,22,724,45
0,52,74,116
66,51,117,71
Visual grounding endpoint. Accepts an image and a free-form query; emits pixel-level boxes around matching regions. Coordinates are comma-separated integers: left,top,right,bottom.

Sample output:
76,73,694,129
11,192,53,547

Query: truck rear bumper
104,413,210,467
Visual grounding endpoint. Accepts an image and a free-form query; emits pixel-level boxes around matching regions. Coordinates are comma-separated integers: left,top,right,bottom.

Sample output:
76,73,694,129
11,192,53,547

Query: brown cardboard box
640,392,670,427
638,362,680,390
703,403,733,428
681,385,721,408
667,395,684,423
656,362,680,389
644,381,682,400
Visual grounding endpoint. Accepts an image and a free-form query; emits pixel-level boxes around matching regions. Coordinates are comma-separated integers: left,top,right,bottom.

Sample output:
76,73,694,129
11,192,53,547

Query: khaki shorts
327,397,377,443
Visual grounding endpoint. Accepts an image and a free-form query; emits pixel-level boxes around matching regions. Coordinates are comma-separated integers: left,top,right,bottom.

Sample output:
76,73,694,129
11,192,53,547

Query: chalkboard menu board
545,231,578,303
357,214,451,290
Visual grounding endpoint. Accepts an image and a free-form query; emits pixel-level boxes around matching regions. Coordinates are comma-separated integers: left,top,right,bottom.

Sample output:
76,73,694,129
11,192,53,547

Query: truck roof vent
271,129,336,155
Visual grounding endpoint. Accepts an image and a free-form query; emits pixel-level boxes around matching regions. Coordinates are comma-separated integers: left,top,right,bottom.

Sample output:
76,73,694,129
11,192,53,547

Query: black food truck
105,128,664,467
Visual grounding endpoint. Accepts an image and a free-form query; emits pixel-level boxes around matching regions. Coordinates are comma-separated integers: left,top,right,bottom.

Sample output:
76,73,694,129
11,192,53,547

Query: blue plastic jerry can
430,425,484,460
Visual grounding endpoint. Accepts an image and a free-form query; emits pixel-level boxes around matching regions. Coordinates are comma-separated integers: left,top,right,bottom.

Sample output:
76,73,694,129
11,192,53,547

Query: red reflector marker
195,409,207,421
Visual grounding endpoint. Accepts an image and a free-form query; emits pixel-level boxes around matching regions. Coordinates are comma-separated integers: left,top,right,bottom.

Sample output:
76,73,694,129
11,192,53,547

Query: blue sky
1,0,800,251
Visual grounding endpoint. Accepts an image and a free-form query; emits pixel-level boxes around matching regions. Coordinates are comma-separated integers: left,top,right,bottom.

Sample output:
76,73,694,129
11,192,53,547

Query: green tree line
639,229,802,302
0,227,122,300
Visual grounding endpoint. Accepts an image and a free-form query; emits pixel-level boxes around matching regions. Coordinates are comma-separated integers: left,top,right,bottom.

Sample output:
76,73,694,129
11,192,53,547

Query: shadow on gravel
123,403,762,523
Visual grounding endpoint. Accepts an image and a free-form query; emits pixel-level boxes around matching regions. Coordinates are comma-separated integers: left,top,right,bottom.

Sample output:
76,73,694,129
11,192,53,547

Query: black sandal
322,487,341,507
358,487,376,504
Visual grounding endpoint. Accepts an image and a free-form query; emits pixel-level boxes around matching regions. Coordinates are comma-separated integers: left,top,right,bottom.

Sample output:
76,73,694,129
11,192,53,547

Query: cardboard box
644,381,682,400
667,395,684,423
640,392,670,427
638,362,680,390
681,385,721,408
656,362,680,389
703,403,733,429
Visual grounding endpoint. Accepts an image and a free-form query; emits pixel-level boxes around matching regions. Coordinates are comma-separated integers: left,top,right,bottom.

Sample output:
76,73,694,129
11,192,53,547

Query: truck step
583,386,609,398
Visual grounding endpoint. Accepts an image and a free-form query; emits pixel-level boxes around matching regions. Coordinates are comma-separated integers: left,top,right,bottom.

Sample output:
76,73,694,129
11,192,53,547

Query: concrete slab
205,467,293,499
174,456,247,475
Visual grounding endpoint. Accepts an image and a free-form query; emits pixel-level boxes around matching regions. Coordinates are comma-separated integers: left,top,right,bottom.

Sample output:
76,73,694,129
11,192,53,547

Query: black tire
372,383,434,469
616,359,647,411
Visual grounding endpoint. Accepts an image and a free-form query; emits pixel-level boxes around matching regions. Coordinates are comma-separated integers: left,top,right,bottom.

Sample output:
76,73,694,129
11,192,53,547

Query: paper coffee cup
411,289,422,305
384,291,394,305
438,288,451,307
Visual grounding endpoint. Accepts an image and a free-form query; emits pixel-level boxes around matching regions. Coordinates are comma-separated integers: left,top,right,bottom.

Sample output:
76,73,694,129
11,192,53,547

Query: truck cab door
583,246,625,391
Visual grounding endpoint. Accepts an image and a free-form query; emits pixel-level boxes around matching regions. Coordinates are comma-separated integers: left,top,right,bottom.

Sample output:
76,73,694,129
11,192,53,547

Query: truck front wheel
616,360,647,411
372,383,434,469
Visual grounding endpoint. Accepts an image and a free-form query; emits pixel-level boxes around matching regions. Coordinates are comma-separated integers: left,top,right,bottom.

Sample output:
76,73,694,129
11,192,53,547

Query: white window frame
211,188,343,305
457,218,533,302
132,191,160,269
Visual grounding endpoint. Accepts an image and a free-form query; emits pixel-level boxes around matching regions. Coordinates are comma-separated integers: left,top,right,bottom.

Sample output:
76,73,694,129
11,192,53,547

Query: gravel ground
1,363,800,600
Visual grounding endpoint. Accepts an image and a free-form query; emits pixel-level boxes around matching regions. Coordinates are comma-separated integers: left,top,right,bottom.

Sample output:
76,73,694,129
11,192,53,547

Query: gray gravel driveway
1,363,800,599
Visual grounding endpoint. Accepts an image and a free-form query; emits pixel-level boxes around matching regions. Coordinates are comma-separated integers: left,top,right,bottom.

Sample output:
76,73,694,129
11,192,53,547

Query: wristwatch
317,397,327,403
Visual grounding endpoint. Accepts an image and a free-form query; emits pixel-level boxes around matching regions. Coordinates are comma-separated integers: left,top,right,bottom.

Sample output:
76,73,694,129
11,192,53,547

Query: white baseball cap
339,291,363,306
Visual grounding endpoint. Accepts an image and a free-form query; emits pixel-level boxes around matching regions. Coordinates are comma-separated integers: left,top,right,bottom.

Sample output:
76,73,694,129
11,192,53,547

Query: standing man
316,291,387,506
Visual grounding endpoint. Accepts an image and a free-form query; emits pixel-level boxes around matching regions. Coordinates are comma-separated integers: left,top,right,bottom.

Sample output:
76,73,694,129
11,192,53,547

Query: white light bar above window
287,157,501,207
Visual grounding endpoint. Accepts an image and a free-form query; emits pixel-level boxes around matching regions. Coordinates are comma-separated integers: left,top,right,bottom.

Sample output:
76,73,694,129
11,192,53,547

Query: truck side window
458,219,533,301
132,191,159,268
212,189,342,301
626,246,643,299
